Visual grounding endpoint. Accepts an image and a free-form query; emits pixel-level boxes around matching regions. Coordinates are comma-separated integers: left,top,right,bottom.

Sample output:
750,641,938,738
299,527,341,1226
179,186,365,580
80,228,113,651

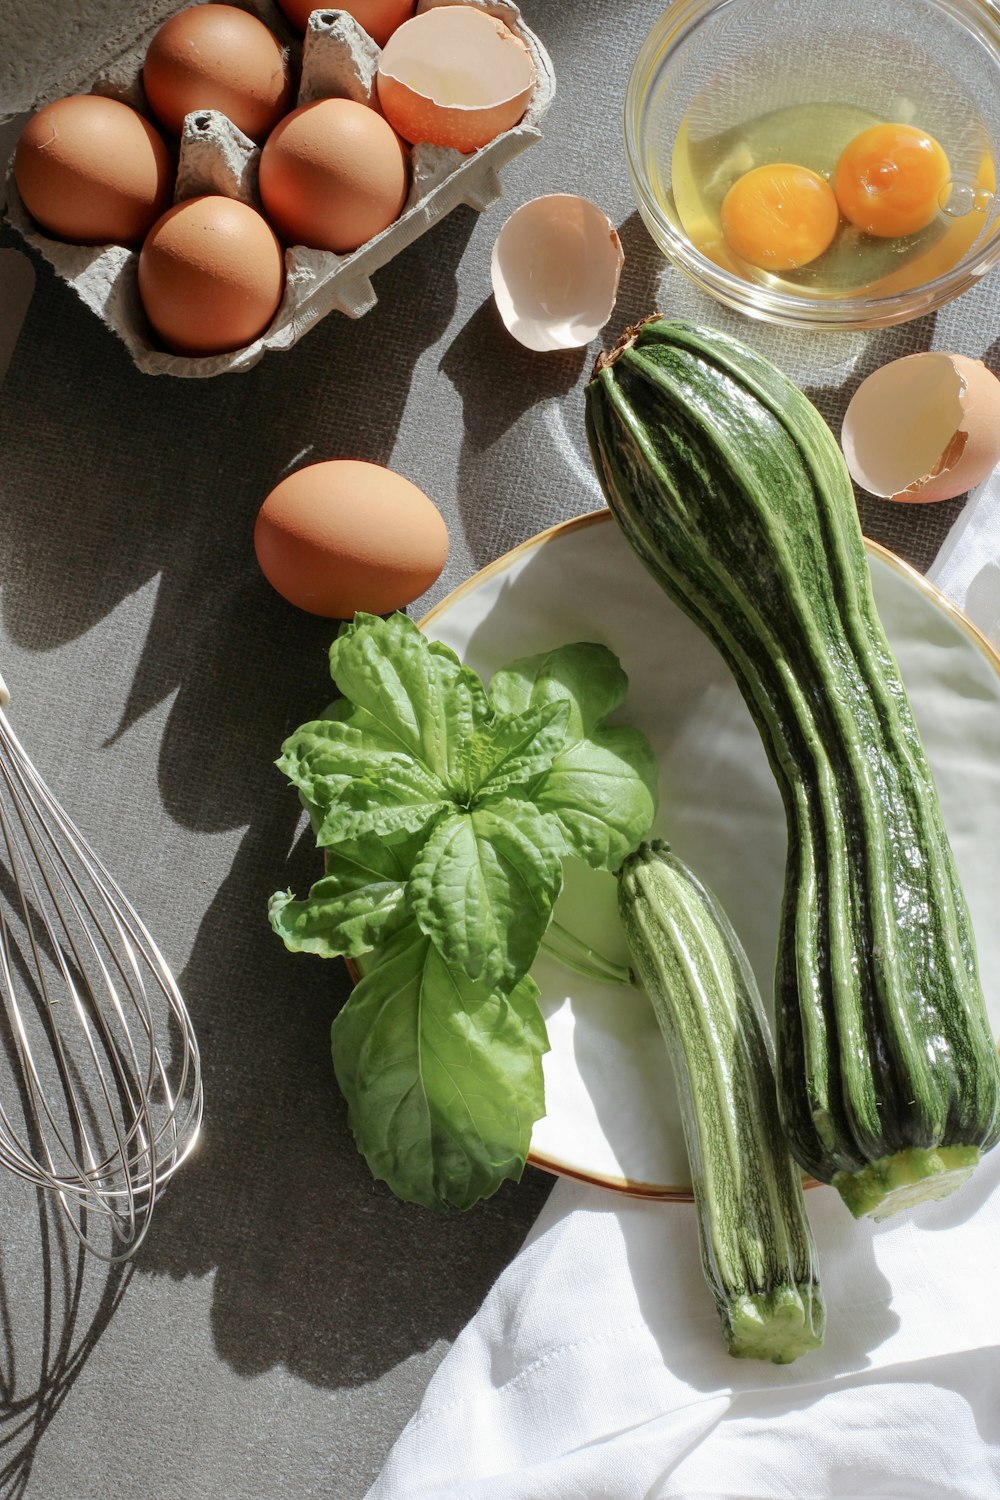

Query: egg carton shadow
1,0,556,378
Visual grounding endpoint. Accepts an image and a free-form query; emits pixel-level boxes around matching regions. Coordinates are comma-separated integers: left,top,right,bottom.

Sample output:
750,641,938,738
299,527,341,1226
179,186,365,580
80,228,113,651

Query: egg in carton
2,0,555,377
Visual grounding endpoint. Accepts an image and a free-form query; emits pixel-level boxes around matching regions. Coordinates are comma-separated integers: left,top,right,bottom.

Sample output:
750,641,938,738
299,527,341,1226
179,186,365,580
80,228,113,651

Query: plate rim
420,508,1000,680
405,509,1000,1200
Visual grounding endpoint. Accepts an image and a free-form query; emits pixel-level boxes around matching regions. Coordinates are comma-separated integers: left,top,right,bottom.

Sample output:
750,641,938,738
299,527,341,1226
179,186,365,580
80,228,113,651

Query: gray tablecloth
0,2,994,1494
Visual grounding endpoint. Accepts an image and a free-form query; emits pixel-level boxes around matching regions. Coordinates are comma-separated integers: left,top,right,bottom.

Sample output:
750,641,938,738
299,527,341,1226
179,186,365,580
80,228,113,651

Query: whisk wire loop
0,693,203,1261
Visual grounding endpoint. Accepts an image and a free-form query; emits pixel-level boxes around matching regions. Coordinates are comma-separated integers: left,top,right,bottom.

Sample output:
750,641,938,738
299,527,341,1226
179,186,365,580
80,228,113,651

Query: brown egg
13,95,174,247
143,4,293,142
138,195,285,355
258,99,409,253
254,460,448,617
276,0,415,48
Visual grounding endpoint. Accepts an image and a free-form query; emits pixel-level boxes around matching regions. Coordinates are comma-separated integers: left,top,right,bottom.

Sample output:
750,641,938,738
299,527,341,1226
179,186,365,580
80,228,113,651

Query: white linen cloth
366,474,1000,1500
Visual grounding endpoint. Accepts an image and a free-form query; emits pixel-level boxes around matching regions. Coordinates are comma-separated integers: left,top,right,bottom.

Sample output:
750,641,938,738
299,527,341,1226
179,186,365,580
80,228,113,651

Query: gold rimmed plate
415,509,1000,1200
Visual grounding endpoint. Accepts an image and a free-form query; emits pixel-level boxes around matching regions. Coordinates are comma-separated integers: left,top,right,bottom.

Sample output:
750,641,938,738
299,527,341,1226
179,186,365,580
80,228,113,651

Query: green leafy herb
331,922,547,1212
488,643,660,871
409,798,566,993
269,834,418,958
270,612,657,1211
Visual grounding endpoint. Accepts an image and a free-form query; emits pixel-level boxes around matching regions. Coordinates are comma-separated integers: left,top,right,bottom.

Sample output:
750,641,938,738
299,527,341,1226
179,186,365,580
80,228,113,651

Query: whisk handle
0,673,8,710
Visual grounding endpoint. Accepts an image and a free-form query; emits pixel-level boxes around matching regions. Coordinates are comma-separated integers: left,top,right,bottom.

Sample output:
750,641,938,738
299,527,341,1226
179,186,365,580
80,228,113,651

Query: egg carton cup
2,0,555,377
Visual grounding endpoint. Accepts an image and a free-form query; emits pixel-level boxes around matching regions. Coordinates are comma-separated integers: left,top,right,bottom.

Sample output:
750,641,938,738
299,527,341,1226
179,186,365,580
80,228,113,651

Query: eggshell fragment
841,351,1000,503
255,460,448,617
491,195,624,353
376,6,536,153
13,95,174,247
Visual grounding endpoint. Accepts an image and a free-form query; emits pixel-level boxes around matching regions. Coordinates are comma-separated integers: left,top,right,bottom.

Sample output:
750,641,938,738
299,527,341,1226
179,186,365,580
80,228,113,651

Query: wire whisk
0,671,203,1261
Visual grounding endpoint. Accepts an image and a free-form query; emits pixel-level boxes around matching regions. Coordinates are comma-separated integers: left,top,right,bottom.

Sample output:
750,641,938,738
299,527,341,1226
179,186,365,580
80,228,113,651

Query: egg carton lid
1,0,556,376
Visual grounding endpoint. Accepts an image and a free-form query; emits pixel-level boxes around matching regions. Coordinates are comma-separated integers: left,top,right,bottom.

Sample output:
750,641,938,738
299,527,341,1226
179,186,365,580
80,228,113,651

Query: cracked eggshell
491,194,624,353
376,5,536,152
842,351,1000,503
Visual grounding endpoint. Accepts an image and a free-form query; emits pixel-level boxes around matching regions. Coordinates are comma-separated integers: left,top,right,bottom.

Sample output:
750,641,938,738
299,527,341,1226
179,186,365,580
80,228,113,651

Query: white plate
419,510,1000,1199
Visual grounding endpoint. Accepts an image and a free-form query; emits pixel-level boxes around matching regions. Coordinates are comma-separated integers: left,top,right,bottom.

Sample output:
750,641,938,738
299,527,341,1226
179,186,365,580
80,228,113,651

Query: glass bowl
624,0,1000,329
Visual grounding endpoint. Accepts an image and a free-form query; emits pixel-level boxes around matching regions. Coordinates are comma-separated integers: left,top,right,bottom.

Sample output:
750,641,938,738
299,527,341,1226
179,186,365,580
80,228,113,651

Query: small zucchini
618,840,825,1364
588,317,1000,1220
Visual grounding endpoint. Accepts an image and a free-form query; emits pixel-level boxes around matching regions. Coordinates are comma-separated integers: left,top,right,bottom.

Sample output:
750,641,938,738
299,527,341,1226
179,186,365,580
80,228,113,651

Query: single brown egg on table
254,460,448,618
138,195,285,355
143,3,293,142
258,98,409,253
13,94,174,246
276,0,415,48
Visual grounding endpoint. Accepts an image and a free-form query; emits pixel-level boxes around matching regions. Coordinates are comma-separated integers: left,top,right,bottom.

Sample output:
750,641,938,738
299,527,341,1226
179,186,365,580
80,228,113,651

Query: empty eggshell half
376,5,536,153
491,194,625,353
841,351,1000,503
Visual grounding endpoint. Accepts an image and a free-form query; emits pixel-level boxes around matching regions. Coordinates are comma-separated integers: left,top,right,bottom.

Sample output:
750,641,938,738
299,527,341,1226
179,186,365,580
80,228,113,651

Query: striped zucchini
587,317,1000,1220
619,840,824,1363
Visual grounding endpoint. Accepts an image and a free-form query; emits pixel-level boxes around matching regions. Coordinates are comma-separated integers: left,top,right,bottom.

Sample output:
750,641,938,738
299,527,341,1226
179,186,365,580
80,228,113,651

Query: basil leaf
273,618,660,1214
533,726,659,870
268,836,418,958
278,715,361,823
282,717,442,789
329,613,489,793
463,698,570,798
332,923,547,1210
410,800,565,993
486,642,658,870
315,761,451,847
488,642,629,740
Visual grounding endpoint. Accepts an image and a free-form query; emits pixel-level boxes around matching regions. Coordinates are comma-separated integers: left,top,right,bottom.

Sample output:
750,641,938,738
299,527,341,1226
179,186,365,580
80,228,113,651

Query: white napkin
366,479,1000,1500
926,469,1000,645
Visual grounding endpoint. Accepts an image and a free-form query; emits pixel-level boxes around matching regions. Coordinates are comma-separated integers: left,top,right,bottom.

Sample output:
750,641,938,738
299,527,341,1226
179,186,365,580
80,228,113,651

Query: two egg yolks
719,123,950,271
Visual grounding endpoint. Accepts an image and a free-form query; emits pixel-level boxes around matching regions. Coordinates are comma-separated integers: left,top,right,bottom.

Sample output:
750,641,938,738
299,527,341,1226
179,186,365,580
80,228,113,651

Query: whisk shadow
0,1193,131,1500
135,789,553,1390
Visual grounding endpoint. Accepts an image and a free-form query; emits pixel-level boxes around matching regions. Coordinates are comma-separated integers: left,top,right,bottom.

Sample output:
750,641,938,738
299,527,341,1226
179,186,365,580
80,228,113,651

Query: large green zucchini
586,316,1000,1219
619,840,824,1363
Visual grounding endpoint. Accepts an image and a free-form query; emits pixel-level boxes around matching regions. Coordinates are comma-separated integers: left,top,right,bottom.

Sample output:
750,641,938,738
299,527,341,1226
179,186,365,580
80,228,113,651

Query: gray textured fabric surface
0,1,996,1495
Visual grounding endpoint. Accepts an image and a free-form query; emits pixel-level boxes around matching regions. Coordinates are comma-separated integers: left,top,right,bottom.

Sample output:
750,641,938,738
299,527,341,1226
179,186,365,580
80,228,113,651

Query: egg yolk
834,124,950,238
720,163,840,271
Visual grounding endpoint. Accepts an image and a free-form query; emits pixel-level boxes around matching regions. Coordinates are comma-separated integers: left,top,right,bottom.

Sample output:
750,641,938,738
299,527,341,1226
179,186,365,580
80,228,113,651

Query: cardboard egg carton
2,0,555,377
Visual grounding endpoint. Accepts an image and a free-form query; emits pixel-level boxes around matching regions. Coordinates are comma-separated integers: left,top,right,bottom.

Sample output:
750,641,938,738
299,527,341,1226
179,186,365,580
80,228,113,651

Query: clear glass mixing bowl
625,0,1000,329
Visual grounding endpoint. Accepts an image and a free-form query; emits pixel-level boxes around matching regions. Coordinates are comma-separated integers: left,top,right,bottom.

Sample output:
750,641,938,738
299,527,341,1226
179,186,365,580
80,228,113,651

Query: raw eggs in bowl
625,0,1000,329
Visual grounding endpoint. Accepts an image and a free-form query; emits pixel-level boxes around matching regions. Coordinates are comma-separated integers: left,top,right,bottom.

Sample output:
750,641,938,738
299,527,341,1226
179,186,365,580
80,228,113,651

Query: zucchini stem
833,1145,982,1220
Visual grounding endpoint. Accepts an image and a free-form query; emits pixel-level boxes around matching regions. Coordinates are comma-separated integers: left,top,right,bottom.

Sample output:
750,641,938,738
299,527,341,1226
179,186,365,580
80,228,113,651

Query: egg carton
1,0,555,377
